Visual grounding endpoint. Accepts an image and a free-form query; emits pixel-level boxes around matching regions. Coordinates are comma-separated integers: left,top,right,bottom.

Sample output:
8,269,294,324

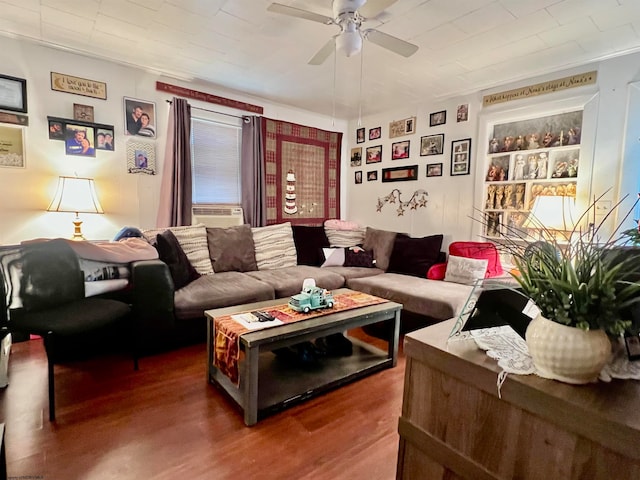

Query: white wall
345,52,640,245
0,36,347,245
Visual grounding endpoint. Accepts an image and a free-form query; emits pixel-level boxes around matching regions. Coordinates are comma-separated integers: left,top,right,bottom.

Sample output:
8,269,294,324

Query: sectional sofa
131,221,504,348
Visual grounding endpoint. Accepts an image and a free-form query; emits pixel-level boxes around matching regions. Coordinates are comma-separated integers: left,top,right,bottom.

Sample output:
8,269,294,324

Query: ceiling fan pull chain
332,42,337,127
358,41,364,126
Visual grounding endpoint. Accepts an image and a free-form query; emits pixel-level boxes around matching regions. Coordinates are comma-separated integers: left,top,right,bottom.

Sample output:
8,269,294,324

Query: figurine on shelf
502,136,515,152
537,152,548,179
567,127,581,145
495,185,505,209
504,184,514,209
489,137,500,153
486,184,497,209
515,184,525,210
515,135,526,150
514,154,526,180
542,131,559,148
526,133,540,149
527,155,539,179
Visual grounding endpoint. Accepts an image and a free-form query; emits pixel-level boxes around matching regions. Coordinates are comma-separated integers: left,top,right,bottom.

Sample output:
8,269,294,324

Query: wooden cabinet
396,319,640,479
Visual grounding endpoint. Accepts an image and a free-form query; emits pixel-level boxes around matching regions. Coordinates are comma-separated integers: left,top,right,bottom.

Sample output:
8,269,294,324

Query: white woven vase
525,314,611,384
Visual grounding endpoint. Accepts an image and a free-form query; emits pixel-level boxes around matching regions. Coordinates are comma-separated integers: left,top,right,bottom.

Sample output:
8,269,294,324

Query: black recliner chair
3,239,136,421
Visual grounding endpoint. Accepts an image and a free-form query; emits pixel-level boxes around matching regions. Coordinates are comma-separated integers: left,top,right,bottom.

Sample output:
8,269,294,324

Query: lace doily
448,327,640,395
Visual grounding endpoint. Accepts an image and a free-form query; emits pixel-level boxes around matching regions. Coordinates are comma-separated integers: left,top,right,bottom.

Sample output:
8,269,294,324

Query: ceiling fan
267,0,418,65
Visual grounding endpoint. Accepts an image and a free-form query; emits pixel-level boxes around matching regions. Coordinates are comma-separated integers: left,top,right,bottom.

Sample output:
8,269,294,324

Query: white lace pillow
251,222,297,270
142,223,213,275
444,255,488,285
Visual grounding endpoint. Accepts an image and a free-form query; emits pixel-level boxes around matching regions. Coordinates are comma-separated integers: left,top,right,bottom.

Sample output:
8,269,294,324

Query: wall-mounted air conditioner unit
192,205,244,228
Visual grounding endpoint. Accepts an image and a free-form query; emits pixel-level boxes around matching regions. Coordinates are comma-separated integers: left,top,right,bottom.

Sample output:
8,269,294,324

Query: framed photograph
96,127,114,151
426,163,443,177
0,125,25,168
355,170,363,184
451,138,472,176
429,110,446,127
457,103,469,122
367,170,378,181
48,119,65,140
382,165,418,183
51,72,107,100
350,147,362,167
127,140,156,175
0,74,27,113
356,127,365,144
65,123,96,157
73,103,94,123
366,145,382,164
369,126,381,141
391,140,410,160
389,116,417,138
124,97,156,138
420,134,444,156
0,112,28,126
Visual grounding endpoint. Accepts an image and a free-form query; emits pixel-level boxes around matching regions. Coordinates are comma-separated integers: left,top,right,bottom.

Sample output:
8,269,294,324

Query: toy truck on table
289,285,335,313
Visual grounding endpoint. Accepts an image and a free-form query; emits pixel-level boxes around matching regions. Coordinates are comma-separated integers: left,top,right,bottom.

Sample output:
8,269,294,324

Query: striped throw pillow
142,224,214,275
324,226,366,247
251,222,297,270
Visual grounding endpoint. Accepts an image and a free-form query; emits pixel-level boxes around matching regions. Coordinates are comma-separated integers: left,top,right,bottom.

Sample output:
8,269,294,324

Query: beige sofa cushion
251,222,297,270
362,227,398,271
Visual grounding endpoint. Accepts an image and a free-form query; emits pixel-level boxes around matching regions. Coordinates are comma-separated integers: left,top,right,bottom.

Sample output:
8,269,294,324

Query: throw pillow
324,220,366,247
155,230,200,290
321,247,375,268
362,227,397,271
142,224,213,275
449,241,504,278
207,224,257,272
387,234,444,278
292,225,330,266
251,222,297,270
444,255,489,285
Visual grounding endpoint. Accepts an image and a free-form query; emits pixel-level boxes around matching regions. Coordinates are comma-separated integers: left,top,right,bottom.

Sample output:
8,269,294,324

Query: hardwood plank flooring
0,329,406,479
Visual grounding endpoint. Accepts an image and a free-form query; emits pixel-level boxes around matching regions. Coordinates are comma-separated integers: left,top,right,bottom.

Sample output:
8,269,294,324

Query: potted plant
494,193,640,383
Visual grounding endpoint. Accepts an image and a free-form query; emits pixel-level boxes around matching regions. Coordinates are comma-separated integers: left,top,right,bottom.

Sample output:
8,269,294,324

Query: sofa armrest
130,260,175,335
427,262,447,280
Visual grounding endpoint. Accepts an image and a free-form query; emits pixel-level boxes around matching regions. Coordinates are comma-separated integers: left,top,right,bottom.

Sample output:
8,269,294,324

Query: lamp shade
47,176,104,214
523,195,576,231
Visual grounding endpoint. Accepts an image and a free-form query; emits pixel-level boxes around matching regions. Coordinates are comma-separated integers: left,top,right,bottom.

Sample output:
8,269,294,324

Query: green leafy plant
487,192,640,336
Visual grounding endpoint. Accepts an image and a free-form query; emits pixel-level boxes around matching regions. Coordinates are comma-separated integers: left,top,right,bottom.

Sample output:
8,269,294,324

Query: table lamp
47,176,104,240
523,195,577,242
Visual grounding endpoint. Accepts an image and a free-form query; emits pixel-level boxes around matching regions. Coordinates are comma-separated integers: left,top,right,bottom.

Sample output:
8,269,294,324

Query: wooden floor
0,330,406,479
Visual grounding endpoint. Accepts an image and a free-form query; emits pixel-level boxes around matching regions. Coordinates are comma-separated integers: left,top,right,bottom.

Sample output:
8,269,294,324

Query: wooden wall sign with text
156,82,263,114
50,72,107,100
483,71,597,107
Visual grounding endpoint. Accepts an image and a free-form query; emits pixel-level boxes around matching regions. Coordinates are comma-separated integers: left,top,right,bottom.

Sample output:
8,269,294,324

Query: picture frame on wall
350,147,362,166
0,125,25,168
0,74,27,113
420,134,444,156
96,127,114,151
429,110,446,127
356,127,365,144
451,138,472,176
48,119,65,140
457,103,469,122
367,170,378,181
123,97,156,138
355,170,363,184
65,123,96,157
382,165,418,182
369,126,381,141
366,145,382,164
426,163,443,177
127,140,156,175
73,103,94,123
391,140,410,160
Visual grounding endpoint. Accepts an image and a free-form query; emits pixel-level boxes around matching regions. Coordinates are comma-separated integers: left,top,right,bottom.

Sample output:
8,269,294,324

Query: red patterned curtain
262,118,342,225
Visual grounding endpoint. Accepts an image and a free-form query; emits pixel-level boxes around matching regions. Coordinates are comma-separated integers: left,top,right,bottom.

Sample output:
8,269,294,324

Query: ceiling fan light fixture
336,25,362,57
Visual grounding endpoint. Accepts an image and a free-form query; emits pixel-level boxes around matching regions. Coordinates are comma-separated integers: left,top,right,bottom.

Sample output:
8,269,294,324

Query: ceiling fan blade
364,29,418,57
308,38,336,65
267,3,334,25
359,0,398,19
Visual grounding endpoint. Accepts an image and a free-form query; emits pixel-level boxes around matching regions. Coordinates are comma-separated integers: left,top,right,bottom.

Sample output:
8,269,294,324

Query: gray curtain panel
157,97,192,227
241,115,266,227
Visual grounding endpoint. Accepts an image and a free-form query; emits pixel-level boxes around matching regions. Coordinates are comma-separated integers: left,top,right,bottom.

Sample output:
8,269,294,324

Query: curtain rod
165,99,251,121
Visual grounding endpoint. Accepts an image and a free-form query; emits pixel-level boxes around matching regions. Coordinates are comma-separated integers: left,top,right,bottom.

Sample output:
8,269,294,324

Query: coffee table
205,288,402,426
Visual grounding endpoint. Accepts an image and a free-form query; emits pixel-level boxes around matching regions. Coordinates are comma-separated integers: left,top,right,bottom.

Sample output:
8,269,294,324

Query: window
191,115,242,205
